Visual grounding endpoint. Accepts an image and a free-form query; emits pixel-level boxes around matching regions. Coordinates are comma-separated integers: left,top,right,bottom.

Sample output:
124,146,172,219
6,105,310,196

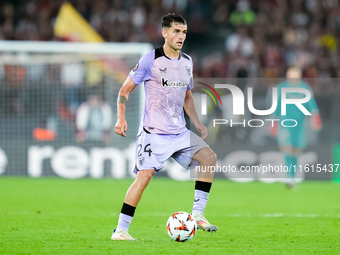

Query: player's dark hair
161,13,186,28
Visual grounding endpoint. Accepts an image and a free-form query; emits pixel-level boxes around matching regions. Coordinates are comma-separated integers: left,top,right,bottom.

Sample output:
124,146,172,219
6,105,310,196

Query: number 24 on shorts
137,143,152,157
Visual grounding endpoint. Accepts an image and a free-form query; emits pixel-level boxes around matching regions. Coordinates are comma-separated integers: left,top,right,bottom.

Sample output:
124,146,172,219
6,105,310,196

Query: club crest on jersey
161,77,189,88
185,66,191,77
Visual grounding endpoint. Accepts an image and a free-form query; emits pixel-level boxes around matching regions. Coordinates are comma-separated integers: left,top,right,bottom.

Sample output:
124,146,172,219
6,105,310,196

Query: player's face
163,23,187,51
286,68,302,85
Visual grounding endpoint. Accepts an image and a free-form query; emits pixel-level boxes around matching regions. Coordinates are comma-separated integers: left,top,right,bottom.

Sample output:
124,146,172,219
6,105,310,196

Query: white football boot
193,213,218,232
111,229,137,241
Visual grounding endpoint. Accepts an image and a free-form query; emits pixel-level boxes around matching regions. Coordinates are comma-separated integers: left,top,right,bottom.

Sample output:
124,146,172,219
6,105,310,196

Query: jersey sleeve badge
133,62,139,71
130,62,139,77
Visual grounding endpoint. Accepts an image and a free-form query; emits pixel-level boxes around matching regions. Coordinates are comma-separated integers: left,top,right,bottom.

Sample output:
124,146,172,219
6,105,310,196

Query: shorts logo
138,157,145,166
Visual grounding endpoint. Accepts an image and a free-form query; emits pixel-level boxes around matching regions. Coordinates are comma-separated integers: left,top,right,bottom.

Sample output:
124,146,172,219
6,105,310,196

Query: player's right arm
115,76,136,137
115,50,153,137
304,82,322,131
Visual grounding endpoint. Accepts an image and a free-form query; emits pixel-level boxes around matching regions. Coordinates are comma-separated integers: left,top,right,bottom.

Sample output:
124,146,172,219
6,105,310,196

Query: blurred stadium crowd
0,0,340,143
1,0,340,80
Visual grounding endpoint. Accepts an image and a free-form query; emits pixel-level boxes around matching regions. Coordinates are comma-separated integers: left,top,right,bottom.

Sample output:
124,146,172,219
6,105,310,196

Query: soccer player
111,13,218,241
271,67,322,188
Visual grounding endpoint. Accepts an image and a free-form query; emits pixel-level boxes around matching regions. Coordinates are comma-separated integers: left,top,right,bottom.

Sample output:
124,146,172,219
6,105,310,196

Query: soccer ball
166,211,197,242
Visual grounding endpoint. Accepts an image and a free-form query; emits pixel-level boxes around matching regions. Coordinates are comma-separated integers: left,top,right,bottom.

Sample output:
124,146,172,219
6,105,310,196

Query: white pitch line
125,213,340,218
226,213,333,218
4,211,340,218
142,213,340,218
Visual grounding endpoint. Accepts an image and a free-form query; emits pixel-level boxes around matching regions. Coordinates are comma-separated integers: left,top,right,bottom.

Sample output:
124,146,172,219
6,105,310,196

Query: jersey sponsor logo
159,67,167,73
161,77,189,88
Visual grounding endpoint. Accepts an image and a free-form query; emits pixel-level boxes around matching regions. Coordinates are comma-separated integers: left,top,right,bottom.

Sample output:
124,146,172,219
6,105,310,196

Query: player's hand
311,114,322,131
76,131,86,142
115,118,127,137
270,121,278,137
195,123,208,140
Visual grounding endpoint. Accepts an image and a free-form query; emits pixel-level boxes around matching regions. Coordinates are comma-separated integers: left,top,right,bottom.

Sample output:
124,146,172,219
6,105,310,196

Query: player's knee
136,170,154,188
207,150,217,165
201,148,217,165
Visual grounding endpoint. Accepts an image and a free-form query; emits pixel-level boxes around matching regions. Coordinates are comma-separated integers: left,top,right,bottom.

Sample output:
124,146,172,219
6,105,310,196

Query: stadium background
0,0,339,181
1,1,340,255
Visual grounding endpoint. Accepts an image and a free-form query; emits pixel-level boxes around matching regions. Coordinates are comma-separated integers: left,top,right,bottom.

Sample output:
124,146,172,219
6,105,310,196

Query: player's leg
170,130,217,232
278,126,305,188
111,169,154,240
124,169,155,207
192,147,218,232
281,146,297,177
278,128,296,188
280,146,302,189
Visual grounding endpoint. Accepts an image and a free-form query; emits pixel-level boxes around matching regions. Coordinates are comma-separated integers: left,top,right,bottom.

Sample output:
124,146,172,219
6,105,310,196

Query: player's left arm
311,113,322,131
305,83,322,131
183,90,208,140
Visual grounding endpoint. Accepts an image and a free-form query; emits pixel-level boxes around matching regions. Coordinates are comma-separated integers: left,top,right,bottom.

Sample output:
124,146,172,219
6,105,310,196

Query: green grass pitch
1,178,339,254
